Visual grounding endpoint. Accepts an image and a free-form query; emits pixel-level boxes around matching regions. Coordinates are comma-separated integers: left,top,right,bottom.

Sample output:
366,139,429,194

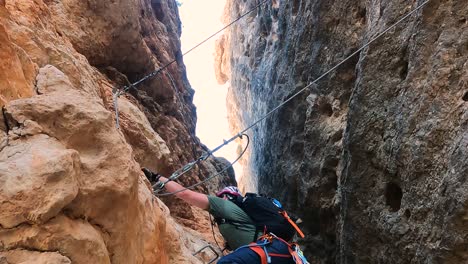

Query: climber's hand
142,168,161,183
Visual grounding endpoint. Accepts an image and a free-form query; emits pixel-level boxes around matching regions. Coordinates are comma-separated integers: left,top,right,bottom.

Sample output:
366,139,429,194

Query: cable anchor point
113,88,122,129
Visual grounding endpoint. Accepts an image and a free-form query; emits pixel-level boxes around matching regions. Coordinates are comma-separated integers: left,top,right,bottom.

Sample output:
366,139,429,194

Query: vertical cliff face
0,0,230,263
217,0,467,263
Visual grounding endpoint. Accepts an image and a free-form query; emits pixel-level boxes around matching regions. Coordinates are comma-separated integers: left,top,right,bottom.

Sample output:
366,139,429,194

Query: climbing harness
112,0,270,128
148,0,430,195
235,233,310,264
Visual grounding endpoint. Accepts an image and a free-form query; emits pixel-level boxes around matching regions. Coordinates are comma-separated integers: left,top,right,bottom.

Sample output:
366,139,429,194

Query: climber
142,168,308,264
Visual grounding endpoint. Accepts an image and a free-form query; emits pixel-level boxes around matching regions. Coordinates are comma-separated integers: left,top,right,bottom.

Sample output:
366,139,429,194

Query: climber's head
216,186,242,200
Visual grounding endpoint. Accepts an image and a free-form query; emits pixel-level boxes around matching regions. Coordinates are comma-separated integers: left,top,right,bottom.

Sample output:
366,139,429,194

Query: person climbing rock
142,168,309,264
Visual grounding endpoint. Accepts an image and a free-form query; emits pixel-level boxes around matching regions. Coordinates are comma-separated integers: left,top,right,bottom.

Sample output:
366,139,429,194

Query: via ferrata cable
112,0,270,128
154,134,250,196
152,0,430,195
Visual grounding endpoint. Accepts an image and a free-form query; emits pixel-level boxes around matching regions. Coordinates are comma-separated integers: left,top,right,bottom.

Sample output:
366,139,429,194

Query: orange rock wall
0,0,228,263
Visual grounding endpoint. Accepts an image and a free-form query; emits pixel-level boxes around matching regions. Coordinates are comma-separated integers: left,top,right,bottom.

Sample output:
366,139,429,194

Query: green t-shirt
208,195,261,250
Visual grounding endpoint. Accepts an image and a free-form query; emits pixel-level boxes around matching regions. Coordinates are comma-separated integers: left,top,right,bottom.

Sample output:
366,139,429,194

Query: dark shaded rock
218,0,467,263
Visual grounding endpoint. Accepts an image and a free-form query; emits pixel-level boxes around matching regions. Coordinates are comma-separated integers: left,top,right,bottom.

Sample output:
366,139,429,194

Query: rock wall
0,0,230,263
217,0,467,263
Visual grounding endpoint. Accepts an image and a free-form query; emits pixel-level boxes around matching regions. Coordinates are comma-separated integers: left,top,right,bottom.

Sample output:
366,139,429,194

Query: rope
155,0,429,193
154,134,250,196
209,213,225,255
234,240,270,251
151,0,429,194
125,0,269,93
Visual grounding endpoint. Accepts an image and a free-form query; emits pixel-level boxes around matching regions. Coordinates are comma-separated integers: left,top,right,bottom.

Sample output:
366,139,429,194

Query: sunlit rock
0,135,79,228
0,249,71,264
0,0,226,263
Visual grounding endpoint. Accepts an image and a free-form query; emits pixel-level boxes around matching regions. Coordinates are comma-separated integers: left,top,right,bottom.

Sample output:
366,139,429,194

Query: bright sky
178,0,242,179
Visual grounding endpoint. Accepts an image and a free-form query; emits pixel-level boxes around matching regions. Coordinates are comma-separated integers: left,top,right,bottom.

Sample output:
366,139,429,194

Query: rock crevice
217,0,467,263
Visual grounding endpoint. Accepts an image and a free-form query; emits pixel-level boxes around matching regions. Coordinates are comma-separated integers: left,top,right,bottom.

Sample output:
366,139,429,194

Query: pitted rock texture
217,0,467,263
0,134,79,228
1,0,228,263
0,249,72,264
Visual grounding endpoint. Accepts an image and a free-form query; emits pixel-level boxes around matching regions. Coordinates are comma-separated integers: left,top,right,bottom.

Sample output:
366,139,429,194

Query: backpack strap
249,244,269,264
279,210,305,238
248,235,307,264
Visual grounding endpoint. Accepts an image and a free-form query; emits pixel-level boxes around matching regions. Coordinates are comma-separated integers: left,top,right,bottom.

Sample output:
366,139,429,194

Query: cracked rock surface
0,0,231,263
217,0,467,263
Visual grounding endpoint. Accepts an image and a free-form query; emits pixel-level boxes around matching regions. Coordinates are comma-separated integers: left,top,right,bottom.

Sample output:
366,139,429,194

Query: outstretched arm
158,176,209,210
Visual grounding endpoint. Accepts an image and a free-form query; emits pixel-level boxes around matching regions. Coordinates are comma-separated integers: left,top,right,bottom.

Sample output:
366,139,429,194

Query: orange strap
269,252,292,258
288,246,304,264
280,211,305,238
249,244,268,264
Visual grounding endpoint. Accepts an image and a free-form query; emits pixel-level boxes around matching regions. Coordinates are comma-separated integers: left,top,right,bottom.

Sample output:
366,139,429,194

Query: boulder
0,134,79,228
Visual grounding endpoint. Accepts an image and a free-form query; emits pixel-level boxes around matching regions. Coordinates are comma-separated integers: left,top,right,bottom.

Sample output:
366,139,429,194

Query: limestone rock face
217,0,467,263
0,134,79,228
0,249,71,264
1,215,110,263
1,0,227,263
